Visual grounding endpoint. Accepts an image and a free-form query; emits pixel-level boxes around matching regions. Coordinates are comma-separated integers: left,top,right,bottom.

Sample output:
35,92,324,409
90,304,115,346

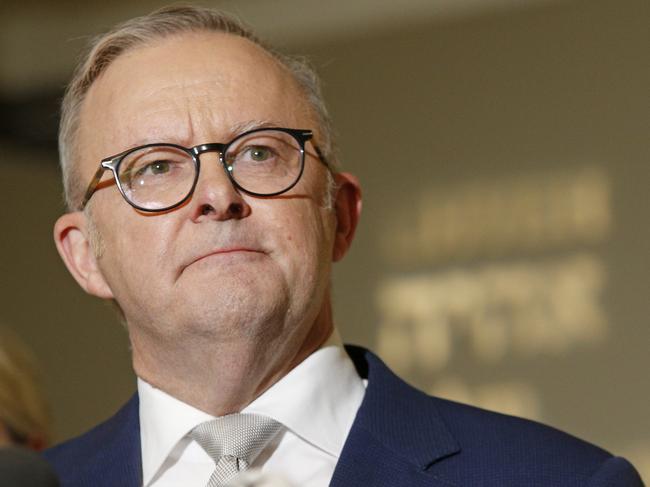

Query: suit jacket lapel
331,346,461,487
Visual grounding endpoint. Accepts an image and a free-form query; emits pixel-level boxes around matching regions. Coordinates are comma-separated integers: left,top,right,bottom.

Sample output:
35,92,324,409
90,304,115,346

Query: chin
176,285,292,341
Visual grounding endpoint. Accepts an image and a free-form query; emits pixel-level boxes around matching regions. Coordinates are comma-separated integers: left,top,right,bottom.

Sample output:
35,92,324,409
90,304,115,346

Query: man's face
72,32,340,348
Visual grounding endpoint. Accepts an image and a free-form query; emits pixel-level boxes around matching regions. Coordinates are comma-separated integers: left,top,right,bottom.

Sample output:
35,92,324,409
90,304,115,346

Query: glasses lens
225,130,303,195
117,145,195,210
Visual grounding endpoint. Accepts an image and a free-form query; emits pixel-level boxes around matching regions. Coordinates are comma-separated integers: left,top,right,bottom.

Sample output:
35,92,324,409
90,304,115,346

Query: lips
180,246,266,276
194,247,262,262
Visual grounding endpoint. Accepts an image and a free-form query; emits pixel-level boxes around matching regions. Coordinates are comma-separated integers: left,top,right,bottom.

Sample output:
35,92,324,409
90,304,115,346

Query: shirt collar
243,330,365,457
138,329,365,484
139,376,214,485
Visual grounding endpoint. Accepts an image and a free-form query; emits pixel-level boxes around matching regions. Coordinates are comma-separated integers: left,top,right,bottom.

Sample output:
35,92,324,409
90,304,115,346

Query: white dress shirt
139,331,366,486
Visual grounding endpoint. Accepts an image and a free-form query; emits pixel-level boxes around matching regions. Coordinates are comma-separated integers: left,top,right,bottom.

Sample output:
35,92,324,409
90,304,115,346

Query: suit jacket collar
331,345,461,486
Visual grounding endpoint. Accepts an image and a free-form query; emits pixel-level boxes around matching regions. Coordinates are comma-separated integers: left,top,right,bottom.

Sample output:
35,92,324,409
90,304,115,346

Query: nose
190,151,251,222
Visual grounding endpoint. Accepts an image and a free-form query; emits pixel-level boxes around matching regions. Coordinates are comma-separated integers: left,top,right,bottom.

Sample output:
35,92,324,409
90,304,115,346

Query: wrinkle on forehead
77,31,315,181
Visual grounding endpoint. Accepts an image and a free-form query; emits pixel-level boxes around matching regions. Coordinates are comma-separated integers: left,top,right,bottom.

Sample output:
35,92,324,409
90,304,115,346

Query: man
44,6,643,487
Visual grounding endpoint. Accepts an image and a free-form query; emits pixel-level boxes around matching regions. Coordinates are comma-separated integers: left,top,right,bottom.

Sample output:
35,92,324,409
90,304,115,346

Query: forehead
78,31,312,172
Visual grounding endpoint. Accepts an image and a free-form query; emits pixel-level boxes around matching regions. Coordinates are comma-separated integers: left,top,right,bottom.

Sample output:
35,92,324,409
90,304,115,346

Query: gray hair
59,5,337,211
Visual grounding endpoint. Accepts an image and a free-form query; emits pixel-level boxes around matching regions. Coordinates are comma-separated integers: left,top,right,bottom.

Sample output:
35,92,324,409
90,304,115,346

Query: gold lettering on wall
376,254,607,374
375,167,613,420
381,168,610,263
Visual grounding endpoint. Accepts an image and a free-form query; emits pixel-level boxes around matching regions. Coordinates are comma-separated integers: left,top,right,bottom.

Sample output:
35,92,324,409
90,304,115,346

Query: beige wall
322,0,649,475
1,0,647,479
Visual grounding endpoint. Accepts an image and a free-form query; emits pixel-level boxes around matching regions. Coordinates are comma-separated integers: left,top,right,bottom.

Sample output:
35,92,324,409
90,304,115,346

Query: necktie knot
190,414,281,487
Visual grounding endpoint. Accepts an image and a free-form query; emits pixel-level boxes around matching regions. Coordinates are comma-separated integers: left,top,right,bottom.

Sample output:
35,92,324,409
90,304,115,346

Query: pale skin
54,32,362,416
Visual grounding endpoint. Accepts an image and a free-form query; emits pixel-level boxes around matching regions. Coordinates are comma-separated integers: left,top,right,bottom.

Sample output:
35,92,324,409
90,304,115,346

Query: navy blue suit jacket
44,346,643,486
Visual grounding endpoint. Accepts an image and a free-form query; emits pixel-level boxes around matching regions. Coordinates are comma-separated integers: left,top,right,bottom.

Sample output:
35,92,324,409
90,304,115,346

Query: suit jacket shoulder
43,394,142,487
334,345,644,487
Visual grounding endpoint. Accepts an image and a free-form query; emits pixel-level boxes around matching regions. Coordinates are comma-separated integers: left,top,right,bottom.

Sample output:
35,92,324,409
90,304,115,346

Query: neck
129,298,334,416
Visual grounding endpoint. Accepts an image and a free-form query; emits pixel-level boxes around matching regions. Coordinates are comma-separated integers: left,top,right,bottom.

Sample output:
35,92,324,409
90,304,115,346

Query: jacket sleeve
587,456,645,486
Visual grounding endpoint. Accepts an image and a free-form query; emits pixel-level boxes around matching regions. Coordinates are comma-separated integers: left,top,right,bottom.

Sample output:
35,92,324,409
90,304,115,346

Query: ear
53,212,114,299
332,172,362,262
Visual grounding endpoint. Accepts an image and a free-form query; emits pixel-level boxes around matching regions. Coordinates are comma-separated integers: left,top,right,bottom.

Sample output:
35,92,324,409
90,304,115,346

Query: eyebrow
123,119,281,149
227,119,282,137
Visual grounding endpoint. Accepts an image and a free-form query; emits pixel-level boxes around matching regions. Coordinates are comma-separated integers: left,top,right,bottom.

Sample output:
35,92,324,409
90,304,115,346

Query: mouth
180,247,266,275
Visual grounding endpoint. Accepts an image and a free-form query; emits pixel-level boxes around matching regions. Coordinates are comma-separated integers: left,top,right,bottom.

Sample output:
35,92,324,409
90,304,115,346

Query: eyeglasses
81,127,327,212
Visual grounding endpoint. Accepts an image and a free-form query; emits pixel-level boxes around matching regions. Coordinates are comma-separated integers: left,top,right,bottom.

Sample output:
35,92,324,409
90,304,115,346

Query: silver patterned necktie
190,413,281,487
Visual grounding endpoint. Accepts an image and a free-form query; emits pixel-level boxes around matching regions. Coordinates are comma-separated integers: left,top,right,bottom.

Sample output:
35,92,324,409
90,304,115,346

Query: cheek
273,204,334,281
98,217,175,303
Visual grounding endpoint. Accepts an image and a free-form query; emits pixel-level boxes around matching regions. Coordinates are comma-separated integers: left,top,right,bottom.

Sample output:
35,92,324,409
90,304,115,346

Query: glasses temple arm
80,164,108,209
312,144,331,170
